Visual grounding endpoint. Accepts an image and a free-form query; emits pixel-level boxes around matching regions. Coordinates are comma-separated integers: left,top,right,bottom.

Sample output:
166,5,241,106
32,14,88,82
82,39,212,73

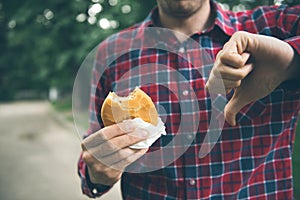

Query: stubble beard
159,0,206,18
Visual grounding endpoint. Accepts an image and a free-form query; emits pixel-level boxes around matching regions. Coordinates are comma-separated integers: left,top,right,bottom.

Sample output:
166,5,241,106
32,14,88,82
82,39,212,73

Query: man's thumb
224,88,253,126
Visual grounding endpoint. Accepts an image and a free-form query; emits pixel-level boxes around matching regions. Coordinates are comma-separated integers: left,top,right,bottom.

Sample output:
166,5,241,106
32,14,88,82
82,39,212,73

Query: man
78,0,300,199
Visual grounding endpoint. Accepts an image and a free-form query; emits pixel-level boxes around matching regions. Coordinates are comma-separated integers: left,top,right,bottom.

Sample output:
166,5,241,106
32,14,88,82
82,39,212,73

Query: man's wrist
85,166,112,195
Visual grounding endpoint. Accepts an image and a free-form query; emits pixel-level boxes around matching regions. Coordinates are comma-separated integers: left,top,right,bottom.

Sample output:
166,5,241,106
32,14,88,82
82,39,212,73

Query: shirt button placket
189,179,196,186
177,45,191,101
178,46,185,54
178,43,197,199
185,177,197,199
185,134,193,141
182,90,189,96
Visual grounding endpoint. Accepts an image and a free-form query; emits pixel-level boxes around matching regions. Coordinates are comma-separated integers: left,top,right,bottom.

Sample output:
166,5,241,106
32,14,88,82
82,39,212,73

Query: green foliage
0,0,156,100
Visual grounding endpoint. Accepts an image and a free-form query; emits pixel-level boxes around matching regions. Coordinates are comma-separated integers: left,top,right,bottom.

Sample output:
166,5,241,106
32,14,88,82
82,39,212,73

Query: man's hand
81,121,149,186
206,31,299,126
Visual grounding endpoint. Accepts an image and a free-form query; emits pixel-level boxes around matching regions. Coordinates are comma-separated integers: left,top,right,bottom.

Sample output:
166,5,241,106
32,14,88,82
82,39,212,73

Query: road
0,101,121,200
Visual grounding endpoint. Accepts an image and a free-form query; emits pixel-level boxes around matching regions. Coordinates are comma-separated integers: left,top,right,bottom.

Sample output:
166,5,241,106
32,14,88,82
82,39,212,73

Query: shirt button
189,179,196,185
92,188,98,194
182,90,189,96
178,47,185,53
185,134,193,140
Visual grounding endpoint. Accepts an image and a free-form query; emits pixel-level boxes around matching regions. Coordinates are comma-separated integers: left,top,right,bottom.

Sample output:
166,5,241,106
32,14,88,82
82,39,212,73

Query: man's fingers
224,31,251,54
224,87,255,126
224,99,239,127
215,63,253,80
81,129,108,150
110,148,148,170
88,128,149,158
222,79,241,89
221,31,251,68
206,63,253,95
220,52,250,68
95,147,137,167
87,146,147,170
101,120,139,139
206,78,226,94
224,91,243,126
81,120,138,150
109,128,149,150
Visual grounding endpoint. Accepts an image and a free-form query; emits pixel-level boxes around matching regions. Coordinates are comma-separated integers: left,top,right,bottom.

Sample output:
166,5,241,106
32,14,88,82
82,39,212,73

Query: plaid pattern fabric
78,1,300,199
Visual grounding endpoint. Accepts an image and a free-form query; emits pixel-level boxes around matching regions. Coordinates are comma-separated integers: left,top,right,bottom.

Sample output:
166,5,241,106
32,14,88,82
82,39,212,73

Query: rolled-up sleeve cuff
85,166,112,198
78,159,112,198
281,36,300,92
285,36,300,54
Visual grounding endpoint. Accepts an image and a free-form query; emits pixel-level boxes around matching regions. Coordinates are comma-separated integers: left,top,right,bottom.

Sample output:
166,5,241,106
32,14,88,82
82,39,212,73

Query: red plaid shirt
78,1,300,199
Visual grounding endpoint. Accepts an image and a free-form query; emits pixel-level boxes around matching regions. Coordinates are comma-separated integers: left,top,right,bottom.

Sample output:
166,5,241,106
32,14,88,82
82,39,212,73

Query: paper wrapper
122,117,166,149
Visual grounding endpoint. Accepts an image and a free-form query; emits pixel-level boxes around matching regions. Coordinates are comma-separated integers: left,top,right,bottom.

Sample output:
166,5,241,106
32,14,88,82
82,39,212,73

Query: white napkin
123,117,166,149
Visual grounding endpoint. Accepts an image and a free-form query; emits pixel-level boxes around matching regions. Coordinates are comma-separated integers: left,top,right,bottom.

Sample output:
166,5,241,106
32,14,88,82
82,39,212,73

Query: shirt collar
135,7,157,39
136,0,235,39
212,1,235,36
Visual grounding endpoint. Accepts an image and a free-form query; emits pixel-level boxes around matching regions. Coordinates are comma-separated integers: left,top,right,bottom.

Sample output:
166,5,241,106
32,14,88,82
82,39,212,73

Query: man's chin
168,9,198,18
158,0,208,19
166,1,203,18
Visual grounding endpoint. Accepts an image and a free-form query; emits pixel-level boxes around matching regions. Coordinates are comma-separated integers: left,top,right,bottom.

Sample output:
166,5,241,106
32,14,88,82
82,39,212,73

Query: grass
51,97,74,122
51,97,72,112
51,97,89,130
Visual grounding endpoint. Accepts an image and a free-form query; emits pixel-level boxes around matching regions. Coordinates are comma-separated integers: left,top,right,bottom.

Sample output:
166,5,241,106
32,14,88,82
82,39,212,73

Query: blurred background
0,0,299,199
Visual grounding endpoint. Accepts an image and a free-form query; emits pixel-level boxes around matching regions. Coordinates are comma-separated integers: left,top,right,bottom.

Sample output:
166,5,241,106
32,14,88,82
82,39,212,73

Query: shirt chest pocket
231,88,286,124
236,98,267,124
212,91,271,125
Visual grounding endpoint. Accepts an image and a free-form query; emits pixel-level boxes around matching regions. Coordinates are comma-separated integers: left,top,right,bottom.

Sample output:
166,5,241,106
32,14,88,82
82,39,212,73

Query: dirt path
0,101,121,200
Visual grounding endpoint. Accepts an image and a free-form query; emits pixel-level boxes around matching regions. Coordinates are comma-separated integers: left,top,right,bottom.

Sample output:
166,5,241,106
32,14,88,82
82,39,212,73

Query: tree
0,0,156,100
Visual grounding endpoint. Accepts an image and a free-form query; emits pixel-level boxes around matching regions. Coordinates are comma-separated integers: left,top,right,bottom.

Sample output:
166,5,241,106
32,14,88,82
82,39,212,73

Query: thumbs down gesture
206,31,299,126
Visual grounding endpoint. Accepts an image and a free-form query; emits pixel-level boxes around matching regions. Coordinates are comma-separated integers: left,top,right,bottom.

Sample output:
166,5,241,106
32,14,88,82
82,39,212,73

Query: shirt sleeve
275,5,300,91
285,36,300,54
241,4,300,52
247,4,300,39
239,4,300,90
77,46,113,198
77,154,112,198
251,4,300,91
279,5,300,64
283,36,300,92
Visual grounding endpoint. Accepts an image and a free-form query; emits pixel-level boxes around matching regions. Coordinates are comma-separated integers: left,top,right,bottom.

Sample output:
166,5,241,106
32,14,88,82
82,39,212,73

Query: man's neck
158,2,214,41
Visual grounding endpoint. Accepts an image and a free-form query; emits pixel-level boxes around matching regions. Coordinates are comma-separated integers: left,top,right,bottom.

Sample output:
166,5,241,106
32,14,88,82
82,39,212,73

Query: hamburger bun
101,87,158,127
